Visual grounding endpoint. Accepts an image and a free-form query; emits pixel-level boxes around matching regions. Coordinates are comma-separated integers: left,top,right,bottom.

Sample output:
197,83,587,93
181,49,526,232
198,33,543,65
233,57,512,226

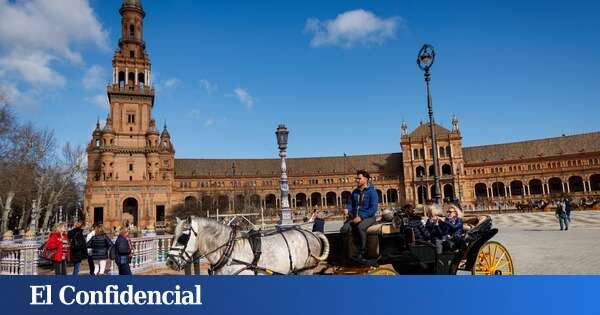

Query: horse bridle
168,221,238,274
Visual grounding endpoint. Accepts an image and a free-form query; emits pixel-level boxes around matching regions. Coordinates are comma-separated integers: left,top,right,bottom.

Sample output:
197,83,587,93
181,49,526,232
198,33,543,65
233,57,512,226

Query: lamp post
417,44,441,204
275,124,292,226
419,169,426,205
29,199,39,234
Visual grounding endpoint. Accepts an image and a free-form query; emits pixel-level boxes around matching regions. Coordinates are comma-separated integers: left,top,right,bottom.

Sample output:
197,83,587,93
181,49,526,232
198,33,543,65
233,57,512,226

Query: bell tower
84,0,174,230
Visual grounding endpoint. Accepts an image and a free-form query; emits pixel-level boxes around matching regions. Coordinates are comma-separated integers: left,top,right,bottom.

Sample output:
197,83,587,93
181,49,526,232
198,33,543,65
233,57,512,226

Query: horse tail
310,232,329,261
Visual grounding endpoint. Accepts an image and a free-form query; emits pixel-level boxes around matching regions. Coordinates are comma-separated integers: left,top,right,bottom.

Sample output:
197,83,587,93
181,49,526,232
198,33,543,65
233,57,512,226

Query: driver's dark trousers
340,216,376,257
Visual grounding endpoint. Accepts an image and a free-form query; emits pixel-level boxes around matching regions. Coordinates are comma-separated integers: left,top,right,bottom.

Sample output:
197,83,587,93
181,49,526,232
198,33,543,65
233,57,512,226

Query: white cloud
0,82,39,109
0,0,108,99
233,88,254,109
0,49,65,87
204,118,214,127
85,93,108,109
164,78,181,88
304,9,403,48
190,109,201,118
199,79,218,95
0,0,108,64
82,65,106,90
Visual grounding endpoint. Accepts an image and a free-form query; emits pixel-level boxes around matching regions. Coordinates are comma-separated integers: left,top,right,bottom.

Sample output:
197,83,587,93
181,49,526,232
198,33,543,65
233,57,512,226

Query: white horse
166,216,329,275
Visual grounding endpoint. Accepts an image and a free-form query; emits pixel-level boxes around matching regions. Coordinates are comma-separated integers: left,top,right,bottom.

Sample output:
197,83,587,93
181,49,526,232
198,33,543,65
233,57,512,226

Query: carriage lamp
417,44,442,204
275,124,292,225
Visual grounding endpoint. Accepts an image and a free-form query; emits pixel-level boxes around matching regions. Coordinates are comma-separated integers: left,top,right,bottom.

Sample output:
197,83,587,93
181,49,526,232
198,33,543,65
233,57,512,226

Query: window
130,24,135,38
130,50,135,58
129,164,133,171
127,114,135,124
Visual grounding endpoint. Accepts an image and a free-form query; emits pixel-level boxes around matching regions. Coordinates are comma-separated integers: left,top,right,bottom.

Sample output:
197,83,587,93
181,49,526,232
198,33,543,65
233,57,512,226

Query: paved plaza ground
38,210,600,275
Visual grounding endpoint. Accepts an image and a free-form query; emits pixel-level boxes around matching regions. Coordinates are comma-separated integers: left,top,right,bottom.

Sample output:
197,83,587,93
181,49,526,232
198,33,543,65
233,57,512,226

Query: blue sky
1,0,599,159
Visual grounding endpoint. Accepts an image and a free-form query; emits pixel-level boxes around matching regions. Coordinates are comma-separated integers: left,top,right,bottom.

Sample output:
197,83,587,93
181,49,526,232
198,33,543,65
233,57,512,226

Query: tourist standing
85,224,96,275
87,225,113,275
67,222,87,276
564,199,573,223
114,227,134,275
45,223,69,275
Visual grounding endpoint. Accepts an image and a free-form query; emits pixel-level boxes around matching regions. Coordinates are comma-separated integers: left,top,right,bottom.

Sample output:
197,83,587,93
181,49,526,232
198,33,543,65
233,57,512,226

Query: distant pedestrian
45,223,69,275
85,224,96,275
564,199,573,222
114,226,134,275
87,225,113,275
555,200,569,231
67,222,87,276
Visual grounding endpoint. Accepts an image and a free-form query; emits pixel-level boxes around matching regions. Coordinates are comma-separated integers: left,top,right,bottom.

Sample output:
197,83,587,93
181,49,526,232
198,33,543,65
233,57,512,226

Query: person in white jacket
85,224,96,275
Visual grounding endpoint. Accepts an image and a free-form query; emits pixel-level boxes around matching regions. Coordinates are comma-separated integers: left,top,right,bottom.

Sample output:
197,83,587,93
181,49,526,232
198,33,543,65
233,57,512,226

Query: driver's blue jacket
346,183,378,219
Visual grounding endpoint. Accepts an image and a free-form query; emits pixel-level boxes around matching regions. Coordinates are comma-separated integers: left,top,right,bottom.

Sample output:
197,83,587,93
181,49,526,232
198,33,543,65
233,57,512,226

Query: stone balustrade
0,234,173,275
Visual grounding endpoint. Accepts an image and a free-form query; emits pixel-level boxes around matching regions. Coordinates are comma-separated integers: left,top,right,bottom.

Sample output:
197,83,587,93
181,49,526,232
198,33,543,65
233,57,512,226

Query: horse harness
197,225,322,275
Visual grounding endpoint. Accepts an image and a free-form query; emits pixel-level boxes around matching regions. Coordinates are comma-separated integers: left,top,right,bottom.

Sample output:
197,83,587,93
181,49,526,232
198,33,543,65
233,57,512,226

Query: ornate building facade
84,1,600,228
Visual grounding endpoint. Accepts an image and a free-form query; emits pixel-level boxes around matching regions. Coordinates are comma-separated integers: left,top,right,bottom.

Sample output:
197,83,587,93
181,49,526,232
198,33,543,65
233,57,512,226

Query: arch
443,184,454,201
529,179,543,195
341,191,352,206
184,196,198,209
413,149,419,160
428,165,436,177
590,174,600,191
201,195,214,211
265,194,277,209
130,24,135,37
325,192,337,206
492,182,506,197
138,72,145,84
416,166,426,178
429,185,437,200
510,180,524,196
441,164,452,176
118,71,126,86
295,193,307,207
475,183,488,199
122,197,138,226
568,176,584,193
249,194,261,209
386,189,398,204
128,72,135,84
445,145,451,157
417,185,427,204
234,194,245,212
310,192,322,207
376,189,383,204
439,146,445,157
548,177,563,194
217,195,229,212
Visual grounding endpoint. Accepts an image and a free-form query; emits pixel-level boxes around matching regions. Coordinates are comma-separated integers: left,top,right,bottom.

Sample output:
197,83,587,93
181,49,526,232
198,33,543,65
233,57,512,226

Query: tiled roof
174,153,403,178
408,122,451,139
463,132,600,164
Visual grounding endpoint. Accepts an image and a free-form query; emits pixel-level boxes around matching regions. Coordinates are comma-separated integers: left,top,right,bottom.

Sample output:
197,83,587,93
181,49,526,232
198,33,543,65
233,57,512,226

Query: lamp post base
278,207,294,226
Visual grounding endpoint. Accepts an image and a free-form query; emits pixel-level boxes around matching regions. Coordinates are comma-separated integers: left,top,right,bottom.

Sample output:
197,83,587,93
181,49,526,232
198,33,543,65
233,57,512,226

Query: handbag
40,244,57,261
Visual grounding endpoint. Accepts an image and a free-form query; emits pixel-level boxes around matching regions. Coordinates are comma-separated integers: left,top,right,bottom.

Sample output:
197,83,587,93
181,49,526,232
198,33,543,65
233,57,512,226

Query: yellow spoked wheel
368,267,397,276
472,241,514,275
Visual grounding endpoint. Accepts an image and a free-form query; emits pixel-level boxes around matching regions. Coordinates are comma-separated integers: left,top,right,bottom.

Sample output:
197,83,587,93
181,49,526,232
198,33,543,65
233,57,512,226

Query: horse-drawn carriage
319,212,513,275
166,211,513,276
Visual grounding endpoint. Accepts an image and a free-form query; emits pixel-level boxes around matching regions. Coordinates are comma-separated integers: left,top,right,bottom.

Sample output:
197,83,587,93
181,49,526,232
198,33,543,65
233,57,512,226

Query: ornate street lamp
29,199,39,234
417,44,441,204
275,124,292,225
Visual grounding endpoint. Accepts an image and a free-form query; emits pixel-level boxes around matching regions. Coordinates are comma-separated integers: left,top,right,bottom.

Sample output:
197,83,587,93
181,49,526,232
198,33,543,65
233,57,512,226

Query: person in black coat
67,222,87,276
87,225,113,275
114,227,133,275
402,204,430,242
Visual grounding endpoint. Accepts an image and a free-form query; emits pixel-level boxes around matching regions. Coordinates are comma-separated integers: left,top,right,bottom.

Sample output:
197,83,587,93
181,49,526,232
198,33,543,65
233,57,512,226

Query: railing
0,234,173,275
0,242,39,275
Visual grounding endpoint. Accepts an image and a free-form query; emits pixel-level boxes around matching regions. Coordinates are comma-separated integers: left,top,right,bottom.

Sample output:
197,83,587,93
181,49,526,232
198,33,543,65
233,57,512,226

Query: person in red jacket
45,223,69,275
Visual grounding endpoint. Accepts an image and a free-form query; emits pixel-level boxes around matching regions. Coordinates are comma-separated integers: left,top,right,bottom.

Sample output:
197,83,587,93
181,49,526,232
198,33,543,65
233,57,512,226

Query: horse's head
166,216,199,271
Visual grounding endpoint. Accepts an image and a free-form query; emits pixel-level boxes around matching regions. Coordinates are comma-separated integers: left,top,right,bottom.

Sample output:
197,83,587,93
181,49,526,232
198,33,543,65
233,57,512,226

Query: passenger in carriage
424,203,449,241
402,204,430,242
444,205,464,239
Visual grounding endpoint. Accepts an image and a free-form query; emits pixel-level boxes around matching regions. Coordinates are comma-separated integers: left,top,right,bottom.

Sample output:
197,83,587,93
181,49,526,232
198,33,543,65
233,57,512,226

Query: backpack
108,243,117,260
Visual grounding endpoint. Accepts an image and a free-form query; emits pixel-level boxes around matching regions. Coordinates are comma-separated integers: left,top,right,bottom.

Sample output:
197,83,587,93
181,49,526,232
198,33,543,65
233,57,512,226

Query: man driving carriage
340,170,378,263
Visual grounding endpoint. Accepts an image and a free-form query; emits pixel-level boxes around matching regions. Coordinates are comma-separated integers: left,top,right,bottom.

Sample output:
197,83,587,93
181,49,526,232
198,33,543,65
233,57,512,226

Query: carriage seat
367,222,400,235
462,215,491,233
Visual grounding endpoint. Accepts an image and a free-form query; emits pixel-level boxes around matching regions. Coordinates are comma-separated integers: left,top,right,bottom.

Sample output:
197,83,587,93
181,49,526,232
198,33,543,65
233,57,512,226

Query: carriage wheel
472,241,514,275
368,267,397,276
